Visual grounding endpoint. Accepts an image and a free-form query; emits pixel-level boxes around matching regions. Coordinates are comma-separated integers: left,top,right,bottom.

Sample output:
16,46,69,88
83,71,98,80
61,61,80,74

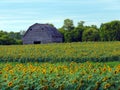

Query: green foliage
58,28,66,42
100,20,120,41
59,21,85,42
82,28,100,41
63,19,74,31
64,31,73,42
59,20,101,42
60,19,120,42
77,21,85,27
0,31,22,45
73,22,85,42
0,35,16,45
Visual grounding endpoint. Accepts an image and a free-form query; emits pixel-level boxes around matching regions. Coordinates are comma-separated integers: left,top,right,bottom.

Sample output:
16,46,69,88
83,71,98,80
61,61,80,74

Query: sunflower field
0,42,120,63
0,42,120,89
0,62,120,90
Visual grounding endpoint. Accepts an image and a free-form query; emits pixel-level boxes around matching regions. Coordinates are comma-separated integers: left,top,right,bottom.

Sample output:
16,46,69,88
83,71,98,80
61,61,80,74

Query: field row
0,62,120,89
0,42,120,62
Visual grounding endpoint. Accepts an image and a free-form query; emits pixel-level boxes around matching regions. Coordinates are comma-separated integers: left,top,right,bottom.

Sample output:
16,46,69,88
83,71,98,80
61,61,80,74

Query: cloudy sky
0,0,120,32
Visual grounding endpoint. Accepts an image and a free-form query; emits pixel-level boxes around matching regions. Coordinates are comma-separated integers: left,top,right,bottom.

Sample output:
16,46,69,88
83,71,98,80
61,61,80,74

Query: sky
0,0,120,32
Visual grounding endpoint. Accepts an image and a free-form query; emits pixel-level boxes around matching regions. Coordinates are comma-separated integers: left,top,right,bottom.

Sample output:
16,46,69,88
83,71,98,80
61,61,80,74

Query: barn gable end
22,23,63,44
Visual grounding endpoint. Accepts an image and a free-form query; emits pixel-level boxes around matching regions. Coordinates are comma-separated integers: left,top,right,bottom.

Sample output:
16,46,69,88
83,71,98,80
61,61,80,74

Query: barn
22,23,63,44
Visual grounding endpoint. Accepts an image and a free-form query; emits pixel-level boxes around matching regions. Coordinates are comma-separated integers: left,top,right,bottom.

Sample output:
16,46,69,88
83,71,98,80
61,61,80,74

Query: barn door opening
34,41,41,44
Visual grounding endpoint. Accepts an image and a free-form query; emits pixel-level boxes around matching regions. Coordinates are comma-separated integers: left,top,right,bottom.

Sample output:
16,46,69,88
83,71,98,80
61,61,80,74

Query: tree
82,28,100,41
0,30,7,37
0,30,22,45
0,35,16,45
78,21,85,27
63,19,74,31
100,20,120,41
64,31,73,42
72,21,85,42
58,28,66,42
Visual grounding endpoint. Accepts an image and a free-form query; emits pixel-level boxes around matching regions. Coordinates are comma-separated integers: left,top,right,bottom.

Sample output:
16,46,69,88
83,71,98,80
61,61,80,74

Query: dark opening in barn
34,41,41,44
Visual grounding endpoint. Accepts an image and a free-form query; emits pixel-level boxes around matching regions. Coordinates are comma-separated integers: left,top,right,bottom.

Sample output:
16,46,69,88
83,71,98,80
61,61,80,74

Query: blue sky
0,0,120,32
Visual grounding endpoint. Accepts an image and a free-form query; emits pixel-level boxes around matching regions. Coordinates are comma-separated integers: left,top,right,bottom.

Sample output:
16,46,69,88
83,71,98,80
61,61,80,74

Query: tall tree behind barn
22,23,63,44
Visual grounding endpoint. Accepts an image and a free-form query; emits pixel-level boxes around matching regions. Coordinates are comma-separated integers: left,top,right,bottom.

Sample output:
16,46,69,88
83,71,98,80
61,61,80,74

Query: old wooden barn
22,23,63,44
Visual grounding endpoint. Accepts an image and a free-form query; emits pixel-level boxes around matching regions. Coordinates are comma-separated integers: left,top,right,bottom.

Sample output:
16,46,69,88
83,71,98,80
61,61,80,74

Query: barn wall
23,29,52,44
23,24,63,44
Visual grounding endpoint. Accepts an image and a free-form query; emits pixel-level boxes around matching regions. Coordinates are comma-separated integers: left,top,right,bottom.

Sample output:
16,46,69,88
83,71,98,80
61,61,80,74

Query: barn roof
23,23,63,38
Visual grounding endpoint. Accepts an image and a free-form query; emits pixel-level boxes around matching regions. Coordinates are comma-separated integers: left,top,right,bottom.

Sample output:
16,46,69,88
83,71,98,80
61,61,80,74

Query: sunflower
102,77,108,82
42,69,46,74
104,83,111,89
8,82,13,87
0,71,2,74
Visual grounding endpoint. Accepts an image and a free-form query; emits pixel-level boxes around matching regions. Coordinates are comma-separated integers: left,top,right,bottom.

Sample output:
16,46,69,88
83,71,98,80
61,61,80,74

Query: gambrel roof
23,23,62,38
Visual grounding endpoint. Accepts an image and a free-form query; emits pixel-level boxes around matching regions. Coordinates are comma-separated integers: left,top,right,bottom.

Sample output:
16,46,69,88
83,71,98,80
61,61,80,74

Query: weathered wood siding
22,23,63,44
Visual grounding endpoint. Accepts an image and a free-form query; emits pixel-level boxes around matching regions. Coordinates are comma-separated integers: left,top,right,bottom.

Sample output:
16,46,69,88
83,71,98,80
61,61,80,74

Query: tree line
0,19,120,45
59,19,120,42
0,31,24,45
